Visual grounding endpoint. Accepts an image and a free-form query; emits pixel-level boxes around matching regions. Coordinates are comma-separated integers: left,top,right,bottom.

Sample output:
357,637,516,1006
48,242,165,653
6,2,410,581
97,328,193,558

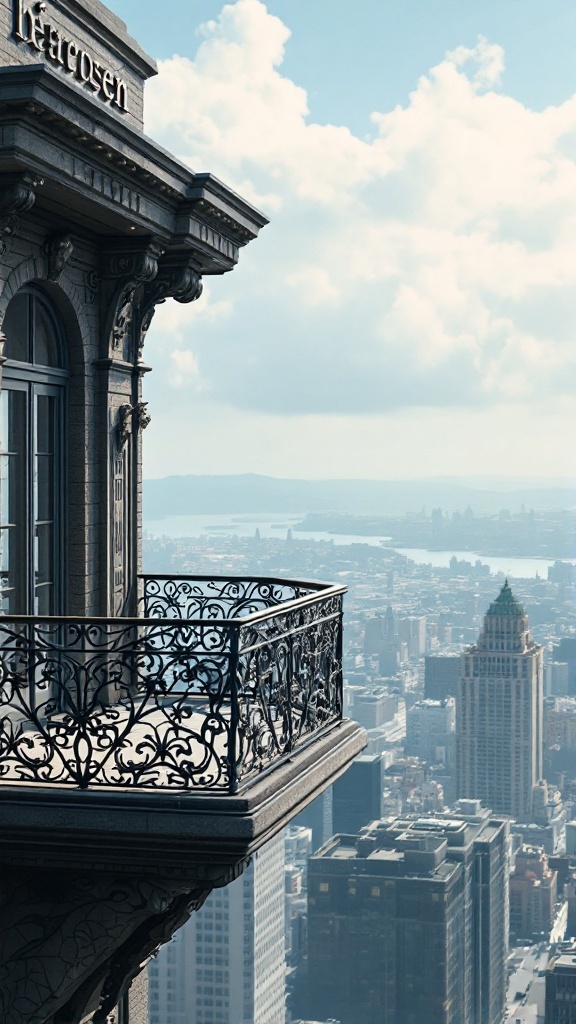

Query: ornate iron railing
0,576,345,793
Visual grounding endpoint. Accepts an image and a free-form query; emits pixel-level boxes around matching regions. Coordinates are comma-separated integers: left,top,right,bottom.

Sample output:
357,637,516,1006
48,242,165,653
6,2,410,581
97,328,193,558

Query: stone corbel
0,173,43,257
117,401,151,450
100,239,165,361
0,867,214,1024
44,233,74,282
137,253,203,359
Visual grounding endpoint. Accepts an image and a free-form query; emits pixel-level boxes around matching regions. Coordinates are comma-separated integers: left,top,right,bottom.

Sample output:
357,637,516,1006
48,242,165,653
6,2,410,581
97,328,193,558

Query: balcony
0,574,349,794
0,575,365,1023
0,574,364,879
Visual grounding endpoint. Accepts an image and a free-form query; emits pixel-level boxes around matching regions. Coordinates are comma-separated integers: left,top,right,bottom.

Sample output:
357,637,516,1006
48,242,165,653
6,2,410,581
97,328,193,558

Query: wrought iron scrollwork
0,576,344,793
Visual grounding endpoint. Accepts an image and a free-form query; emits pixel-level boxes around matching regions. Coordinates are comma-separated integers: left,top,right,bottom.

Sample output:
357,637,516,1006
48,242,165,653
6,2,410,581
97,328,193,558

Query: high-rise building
545,941,576,1023
397,615,427,658
424,655,461,701
332,754,385,834
456,581,544,821
405,698,456,766
509,845,557,941
307,803,509,1024
148,833,286,1024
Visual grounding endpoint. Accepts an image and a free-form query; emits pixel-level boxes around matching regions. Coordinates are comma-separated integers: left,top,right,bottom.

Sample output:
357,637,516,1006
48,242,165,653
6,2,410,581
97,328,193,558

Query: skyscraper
148,834,286,1024
456,581,544,821
332,754,385,835
545,941,576,1023
307,803,509,1024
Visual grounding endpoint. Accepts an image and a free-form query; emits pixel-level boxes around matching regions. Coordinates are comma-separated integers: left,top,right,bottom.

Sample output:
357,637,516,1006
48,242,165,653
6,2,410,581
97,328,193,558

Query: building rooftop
485,580,526,618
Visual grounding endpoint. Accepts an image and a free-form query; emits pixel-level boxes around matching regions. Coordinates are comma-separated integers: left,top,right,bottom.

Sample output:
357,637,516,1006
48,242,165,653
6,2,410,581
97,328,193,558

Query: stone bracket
0,172,43,256
138,253,203,358
100,238,165,362
0,866,232,1024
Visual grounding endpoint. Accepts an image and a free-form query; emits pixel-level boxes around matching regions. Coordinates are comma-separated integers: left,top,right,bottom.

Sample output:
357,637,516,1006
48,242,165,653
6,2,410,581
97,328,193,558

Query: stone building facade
0,4,365,1022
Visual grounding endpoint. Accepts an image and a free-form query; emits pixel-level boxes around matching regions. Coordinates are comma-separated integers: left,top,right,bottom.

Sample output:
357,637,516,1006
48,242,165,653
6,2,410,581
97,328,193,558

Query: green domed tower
456,581,543,821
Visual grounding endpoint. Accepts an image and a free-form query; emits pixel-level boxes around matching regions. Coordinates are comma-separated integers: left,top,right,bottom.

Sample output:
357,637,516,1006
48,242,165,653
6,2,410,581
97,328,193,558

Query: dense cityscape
144,505,576,1024
1,0,575,1021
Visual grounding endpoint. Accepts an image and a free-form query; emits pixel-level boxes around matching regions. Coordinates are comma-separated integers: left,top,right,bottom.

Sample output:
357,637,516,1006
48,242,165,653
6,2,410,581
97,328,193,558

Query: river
143,512,573,580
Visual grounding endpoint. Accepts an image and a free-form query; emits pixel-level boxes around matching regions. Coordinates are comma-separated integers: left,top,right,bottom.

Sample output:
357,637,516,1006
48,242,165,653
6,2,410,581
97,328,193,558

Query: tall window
0,288,67,615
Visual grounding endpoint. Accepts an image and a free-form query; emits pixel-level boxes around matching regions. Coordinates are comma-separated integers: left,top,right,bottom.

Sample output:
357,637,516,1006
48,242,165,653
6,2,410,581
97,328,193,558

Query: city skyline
107,0,576,481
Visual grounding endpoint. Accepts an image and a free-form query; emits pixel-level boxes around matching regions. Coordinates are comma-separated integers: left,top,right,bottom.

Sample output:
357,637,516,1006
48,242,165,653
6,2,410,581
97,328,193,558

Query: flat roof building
545,941,576,1024
307,803,509,1024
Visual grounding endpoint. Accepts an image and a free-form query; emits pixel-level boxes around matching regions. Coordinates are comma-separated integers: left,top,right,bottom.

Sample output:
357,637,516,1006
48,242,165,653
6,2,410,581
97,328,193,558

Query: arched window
0,288,67,615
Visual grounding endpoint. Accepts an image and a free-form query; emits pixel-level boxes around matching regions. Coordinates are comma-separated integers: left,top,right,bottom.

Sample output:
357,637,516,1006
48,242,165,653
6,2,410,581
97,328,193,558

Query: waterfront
143,513,572,579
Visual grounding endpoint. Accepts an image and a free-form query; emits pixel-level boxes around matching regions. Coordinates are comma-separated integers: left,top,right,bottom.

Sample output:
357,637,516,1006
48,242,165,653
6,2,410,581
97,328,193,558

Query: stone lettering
65,39,77,73
71,156,140,213
11,0,129,113
90,60,102,92
13,0,25,40
101,69,115,101
78,49,92,83
115,80,128,111
46,26,60,62
29,14,45,51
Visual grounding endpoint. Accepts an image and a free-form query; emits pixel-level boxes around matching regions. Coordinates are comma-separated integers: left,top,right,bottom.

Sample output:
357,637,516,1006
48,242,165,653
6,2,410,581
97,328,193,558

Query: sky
107,0,576,481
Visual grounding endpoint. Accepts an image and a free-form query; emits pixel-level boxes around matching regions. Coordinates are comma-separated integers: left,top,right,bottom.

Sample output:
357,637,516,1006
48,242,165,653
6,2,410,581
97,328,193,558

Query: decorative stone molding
100,239,165,361
138,254,203,357
133,400,151,431
0,867,214,1024
117,401,151,450
0,174,43,256
44,233,74,282
117,403,134,450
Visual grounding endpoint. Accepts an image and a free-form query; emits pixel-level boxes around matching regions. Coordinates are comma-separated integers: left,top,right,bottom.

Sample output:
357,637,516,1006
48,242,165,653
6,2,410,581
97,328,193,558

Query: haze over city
108,0,576,482
1,1,576,1023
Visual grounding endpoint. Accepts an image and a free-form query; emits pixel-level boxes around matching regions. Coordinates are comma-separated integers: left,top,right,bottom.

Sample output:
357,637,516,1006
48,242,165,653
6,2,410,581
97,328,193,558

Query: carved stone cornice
0,173,43,256
138,253,203,357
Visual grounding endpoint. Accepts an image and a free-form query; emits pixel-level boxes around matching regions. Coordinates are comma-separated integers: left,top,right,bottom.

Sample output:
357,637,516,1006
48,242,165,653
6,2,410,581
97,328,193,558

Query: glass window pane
36,455,54,522
0,456,10,525
0,390,26,611
3,292,30,362
35,583,53,616
0,528,8,572
36,394,55,455
0,390,8,453
34,300,61,367
35,522,54,586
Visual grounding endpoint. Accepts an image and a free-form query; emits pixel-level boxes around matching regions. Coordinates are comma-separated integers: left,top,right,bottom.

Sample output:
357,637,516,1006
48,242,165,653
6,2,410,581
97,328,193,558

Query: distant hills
143,474,575,519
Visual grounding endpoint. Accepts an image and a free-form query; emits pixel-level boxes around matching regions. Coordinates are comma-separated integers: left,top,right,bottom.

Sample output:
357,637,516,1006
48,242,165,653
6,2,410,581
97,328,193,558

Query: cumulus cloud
143,0,576,422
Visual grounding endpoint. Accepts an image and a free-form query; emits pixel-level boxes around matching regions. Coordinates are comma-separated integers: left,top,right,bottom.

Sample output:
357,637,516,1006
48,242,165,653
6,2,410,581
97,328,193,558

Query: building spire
485,579,525,618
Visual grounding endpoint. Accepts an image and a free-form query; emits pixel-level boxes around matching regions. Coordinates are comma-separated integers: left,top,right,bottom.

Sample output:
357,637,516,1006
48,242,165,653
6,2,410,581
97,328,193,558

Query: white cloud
142,0,576,473
169,349,203,389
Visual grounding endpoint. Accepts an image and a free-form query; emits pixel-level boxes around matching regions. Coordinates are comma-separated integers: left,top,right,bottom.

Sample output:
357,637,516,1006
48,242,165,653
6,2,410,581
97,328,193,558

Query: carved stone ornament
117,402,151,450
85,269,99,305
44,232,74,282
101,240,165,358
138,255,203,357
0,175,43,256
112,285,136,351
0,867,211,1024
117,403,134,450
133,401,151,431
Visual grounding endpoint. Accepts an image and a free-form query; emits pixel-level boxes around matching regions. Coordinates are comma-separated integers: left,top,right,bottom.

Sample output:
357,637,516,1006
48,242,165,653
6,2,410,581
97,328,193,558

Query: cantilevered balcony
0,575,349,794
0,576,365,1023
0,574,364,879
